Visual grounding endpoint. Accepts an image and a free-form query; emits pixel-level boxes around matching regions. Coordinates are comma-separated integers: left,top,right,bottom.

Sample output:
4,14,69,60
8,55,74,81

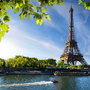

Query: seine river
0,75,90,90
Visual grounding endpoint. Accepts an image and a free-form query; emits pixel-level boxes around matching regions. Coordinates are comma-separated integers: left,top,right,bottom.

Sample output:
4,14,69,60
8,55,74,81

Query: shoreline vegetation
0,55,90,76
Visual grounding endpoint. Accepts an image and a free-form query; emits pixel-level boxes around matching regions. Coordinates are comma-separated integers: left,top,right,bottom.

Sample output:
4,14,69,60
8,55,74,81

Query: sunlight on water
0,81,53,87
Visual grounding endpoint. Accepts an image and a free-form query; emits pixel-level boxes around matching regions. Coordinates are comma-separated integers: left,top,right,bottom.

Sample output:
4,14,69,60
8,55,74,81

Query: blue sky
0,0,90,64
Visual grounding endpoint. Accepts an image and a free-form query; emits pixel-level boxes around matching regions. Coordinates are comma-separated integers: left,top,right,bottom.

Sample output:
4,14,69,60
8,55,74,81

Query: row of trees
4,55,56,68
56,61,84,69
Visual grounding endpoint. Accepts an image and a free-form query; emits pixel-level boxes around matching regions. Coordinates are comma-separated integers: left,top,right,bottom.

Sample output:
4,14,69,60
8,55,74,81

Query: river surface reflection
0,75,90,90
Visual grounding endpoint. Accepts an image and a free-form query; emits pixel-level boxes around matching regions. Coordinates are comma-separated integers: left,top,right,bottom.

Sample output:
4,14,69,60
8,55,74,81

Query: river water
0,75,90,90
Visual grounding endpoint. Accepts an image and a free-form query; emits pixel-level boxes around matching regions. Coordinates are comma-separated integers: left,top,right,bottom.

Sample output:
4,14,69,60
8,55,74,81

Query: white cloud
83,9,90,23
85,53,90,55
43,19,54,27
43,17,62,33
53,3,70,20
24,35,62,52
0,18,63,61
9,19,62,52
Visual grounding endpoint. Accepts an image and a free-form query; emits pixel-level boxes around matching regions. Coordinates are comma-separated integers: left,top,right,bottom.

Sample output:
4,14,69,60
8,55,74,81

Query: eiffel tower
58,6,88,66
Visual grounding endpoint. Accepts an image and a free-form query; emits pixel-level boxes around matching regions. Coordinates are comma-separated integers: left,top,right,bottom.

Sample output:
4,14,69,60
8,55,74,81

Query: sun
0,40,17,60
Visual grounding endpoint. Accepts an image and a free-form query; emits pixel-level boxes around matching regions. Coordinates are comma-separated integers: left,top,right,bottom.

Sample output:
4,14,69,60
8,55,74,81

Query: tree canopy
0,0,90,41
5,55,56,68
77,64,84,69
56,60,70,67
56,61,85,69
0,60,4,67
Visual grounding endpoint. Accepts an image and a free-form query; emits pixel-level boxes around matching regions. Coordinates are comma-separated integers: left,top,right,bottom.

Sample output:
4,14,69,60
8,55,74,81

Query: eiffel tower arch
58,6,88,66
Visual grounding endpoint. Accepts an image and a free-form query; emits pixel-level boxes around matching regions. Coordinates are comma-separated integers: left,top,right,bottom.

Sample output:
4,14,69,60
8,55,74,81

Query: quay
0,67,90,76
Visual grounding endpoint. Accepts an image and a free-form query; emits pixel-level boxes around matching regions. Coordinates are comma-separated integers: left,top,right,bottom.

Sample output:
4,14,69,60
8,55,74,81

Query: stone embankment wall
27,71,41,73
54,71,90,76
6,71,54,75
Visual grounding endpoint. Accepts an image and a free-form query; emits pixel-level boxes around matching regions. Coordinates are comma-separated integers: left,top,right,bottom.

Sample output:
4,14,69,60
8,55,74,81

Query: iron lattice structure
59,6,88,66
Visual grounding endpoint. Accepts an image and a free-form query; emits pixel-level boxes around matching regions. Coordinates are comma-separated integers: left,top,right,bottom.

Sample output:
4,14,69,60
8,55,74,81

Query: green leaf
34,6,37,9
41,9,46,13
14,7,19,14
3,15,10,23
14,3,19,14
2,23,9,32
78,0,83,5
1,31,4,37
43,7,47,11
40,19,43,25
88,6,90,10
20,2,23,7
20,13,24,20
0,23,9,41
23,0,25,4
0,23,2,28
46,15,51,21
36,19,39,25
27,14,30,21
16,3,19,8
36,19,43,25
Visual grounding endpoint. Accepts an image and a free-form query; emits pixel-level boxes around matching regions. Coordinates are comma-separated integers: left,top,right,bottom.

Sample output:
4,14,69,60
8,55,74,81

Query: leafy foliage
0,0,64,41
0,60,4,67
57,61,84,69
5,55,56,68
78,0,90,10
56,60,70,67
77,64,84,69
0,0,90,41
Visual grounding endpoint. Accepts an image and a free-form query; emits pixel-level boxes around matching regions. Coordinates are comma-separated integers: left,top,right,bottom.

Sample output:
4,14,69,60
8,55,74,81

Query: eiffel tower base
59,54,88,67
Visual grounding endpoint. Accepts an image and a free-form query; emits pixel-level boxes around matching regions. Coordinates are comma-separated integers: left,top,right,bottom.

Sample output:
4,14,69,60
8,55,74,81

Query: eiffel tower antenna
71,3,72,8
58,6,88,66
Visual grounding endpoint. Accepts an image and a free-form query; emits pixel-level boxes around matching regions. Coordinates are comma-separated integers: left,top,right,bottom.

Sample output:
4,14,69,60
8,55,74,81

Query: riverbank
0,67,90,76
6,71,54,75
54,71,90,76
3,71,90,76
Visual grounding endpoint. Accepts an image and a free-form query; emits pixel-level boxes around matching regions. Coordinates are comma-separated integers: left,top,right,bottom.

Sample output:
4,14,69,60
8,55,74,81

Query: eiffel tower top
67,6,75,42
69,4,73,12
